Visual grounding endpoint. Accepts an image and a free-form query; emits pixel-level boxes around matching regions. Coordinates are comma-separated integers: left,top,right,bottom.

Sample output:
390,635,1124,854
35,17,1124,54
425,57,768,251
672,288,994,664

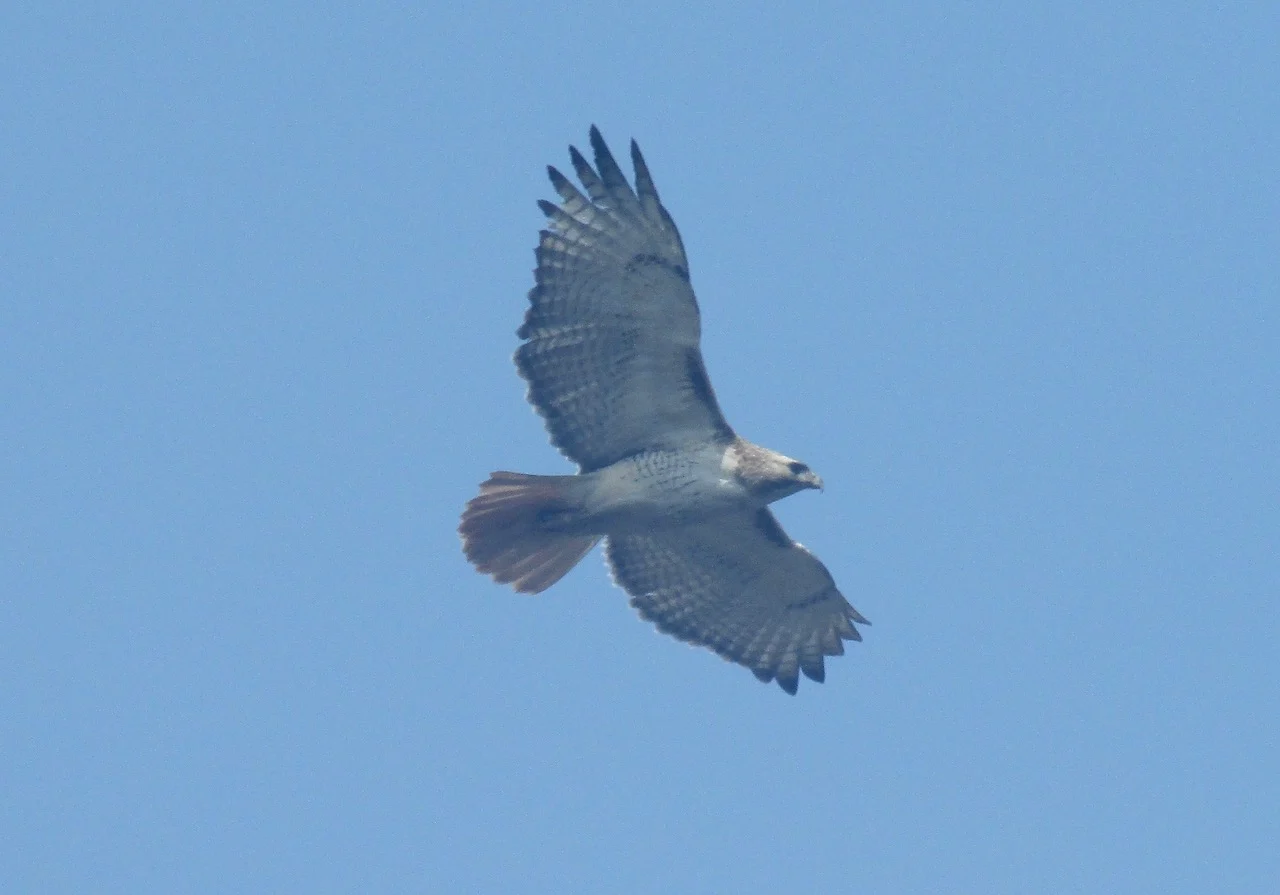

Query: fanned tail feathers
459,471,600,594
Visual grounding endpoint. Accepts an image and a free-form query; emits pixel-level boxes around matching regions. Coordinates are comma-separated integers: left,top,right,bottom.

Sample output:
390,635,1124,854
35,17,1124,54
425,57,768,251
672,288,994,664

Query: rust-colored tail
459,471,600,594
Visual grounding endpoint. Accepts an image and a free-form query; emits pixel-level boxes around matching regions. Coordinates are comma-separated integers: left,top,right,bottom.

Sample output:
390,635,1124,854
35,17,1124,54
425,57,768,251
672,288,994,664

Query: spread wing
605,509,869,694
516,127,735,472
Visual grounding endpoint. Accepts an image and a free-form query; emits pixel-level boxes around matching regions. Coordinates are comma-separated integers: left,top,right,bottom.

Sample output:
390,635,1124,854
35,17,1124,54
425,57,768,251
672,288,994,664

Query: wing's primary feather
516,127,734,472
605,509,869,694
586,127,642,218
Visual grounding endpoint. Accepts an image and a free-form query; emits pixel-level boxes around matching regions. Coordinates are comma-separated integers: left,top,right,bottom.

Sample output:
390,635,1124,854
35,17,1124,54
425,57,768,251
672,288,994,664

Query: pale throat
718,445,740,487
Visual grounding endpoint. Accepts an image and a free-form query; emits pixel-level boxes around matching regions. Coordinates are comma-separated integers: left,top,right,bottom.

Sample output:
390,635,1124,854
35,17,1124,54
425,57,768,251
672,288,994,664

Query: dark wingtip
630,138,659,204
802,662,826,684
630,138,647,173
777,675,799,696
588,125,613,165
536,198,557,218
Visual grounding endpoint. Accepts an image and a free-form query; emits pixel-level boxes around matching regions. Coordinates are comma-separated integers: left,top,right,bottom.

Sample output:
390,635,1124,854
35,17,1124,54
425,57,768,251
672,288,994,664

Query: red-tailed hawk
460,128,869,693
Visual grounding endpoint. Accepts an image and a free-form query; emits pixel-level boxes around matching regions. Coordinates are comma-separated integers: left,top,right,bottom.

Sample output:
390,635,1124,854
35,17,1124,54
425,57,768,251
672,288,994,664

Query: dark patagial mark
685,349,716,409
684,350,735,441
625,252,689,282
785,587,836,612
754,509,794,549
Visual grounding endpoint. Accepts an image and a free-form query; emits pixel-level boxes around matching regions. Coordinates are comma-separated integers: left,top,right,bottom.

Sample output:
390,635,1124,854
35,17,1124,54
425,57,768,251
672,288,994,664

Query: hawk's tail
459,471,601,594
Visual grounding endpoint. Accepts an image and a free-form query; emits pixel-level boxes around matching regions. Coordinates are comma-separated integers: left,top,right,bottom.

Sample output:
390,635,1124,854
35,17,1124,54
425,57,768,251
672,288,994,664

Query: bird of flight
460,128,868,693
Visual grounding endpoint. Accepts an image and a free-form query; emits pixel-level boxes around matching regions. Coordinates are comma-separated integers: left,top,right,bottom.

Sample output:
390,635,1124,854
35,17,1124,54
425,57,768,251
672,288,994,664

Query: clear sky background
4,3,1277,893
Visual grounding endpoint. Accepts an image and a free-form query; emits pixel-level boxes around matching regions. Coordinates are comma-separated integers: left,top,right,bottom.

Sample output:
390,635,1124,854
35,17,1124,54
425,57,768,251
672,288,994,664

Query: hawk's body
460,128,868,693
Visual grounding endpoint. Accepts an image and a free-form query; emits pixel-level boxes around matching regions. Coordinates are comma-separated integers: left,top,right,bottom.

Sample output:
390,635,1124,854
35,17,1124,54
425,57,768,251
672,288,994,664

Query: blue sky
4,3,1277,892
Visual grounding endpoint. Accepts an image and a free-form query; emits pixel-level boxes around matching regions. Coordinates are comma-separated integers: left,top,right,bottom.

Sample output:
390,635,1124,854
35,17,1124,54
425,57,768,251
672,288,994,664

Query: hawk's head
725,439,823,504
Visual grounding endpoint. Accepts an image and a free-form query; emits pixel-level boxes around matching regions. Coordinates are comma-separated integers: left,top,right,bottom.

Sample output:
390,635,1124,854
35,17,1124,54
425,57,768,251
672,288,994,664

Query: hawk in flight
460,128,869,693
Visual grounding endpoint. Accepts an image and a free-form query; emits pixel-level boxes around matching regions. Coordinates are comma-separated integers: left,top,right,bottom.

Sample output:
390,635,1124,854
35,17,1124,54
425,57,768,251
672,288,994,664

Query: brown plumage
460,128,869,693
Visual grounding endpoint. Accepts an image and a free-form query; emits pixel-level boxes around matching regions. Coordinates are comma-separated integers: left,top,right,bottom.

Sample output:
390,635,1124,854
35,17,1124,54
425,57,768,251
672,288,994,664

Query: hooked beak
801,471,824,492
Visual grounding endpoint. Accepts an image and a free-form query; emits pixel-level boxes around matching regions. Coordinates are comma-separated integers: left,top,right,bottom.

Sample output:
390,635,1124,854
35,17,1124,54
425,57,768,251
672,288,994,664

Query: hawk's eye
788,461,809,475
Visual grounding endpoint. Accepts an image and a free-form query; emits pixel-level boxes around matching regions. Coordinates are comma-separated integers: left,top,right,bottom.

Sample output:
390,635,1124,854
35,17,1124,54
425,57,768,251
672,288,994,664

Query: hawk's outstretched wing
516,127,735,472
605,509,869,694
